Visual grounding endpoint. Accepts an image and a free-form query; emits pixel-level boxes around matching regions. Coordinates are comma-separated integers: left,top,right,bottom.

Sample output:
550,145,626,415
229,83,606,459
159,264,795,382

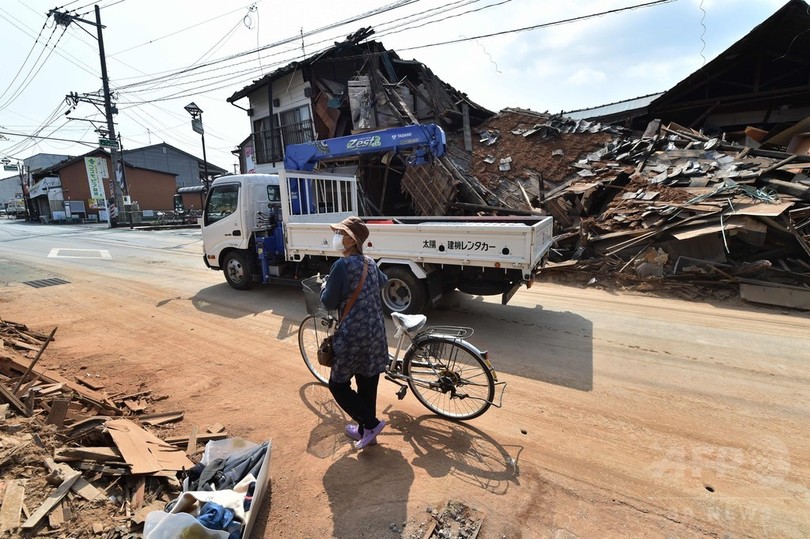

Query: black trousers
329,373,381,432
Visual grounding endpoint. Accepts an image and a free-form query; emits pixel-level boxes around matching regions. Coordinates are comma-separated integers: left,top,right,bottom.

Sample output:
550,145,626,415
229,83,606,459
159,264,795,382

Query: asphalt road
1,218,808,538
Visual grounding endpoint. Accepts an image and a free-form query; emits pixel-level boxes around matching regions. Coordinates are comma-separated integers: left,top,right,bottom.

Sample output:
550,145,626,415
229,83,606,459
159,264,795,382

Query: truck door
202,182,246,264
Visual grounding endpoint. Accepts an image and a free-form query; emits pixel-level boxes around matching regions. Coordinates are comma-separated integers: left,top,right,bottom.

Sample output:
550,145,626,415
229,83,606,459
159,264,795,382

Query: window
267,185,281,202
251,104,315,164
205,184,239,226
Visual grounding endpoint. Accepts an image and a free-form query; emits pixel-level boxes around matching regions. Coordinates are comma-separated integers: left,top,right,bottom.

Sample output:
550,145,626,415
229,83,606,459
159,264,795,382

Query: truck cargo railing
280,170,357,225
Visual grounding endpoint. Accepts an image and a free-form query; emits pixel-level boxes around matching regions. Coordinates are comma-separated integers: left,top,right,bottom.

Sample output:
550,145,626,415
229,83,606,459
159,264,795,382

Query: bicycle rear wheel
298,314,334,385
403,336,495,420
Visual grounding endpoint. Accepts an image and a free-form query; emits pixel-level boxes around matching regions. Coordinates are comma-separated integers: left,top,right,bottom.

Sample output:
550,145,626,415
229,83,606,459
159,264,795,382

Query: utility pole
94,5,124,226
50,5,125,227
18,163,30,221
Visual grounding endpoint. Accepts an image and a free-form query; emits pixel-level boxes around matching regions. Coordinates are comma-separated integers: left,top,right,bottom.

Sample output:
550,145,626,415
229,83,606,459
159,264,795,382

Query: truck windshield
205,184,239,226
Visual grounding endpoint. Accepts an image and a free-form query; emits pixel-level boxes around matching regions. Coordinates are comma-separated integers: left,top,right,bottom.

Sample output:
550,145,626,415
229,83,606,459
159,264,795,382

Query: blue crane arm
284,124,446,171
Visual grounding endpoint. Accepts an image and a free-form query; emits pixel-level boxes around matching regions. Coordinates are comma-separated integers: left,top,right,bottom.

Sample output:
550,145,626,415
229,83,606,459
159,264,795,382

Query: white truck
201,125,553,313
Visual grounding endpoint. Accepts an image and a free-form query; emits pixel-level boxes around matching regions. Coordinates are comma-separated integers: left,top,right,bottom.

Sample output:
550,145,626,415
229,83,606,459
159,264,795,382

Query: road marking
48,248,112,259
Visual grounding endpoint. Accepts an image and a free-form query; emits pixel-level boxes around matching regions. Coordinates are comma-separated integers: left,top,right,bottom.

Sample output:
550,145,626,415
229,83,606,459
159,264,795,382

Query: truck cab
203,174,284,289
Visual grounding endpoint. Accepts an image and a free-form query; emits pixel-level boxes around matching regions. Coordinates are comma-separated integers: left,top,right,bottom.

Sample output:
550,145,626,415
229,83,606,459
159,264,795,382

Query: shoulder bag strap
338,258,368,324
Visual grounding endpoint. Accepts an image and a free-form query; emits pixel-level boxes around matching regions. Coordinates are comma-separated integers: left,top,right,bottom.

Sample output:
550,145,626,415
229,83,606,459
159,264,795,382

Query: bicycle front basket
301,275,327,317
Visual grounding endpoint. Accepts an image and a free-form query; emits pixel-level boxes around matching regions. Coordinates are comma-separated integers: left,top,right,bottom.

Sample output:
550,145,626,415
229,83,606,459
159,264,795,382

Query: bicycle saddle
391,312,427,333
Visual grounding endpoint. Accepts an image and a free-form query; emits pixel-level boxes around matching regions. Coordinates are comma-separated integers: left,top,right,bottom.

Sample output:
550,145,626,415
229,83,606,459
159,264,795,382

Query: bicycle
298,275,505,420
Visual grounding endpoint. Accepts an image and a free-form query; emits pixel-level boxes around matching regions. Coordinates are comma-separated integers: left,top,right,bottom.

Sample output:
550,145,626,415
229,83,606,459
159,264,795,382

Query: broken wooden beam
45,398,70,427
138,410,184,426
21,471,80,530
54,446,122,463
164,432,228,446
12,326,57,393
0,479,26,533
44,459,103,502
0,383,30,417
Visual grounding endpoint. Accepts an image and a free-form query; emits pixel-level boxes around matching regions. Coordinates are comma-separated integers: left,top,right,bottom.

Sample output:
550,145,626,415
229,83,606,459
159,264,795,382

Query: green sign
99,138,118,148
3,165,17,171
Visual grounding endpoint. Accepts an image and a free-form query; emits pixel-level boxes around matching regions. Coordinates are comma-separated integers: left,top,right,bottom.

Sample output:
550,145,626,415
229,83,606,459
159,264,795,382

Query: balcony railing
252,119,315,165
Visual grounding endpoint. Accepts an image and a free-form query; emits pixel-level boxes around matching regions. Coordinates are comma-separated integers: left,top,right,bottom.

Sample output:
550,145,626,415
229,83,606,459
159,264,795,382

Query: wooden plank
0,356,118,414
106,419,194,474
186,425,199,456
14,379,39,399
0,384,29,417
164,432,228,445
46,399,71,427
0,479,25,533
21,472,79,530
12,326,57,393
75,376,104,391
206,423,225,434
44,460,102,502
38,383,64,396
54,447,122,463
131,477,145,510
5,339,39,352
123,399,146,413
139,411,183,426
76,462,129,476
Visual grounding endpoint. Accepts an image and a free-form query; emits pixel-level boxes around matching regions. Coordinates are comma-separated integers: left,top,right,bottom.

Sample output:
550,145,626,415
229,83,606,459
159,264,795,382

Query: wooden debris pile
460,110,810,309
420,500,484,539
0,319,231,537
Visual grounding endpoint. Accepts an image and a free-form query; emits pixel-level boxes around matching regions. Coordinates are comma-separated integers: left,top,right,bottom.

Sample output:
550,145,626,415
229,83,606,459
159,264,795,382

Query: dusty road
1,221,809,538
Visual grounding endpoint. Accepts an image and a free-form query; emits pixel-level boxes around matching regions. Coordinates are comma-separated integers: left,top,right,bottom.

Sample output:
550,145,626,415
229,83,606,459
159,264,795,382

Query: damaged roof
647,0,810,132
226,28,492,120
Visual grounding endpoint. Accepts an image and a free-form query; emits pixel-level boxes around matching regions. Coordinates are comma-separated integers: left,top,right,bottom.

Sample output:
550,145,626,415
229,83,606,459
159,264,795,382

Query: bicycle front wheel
298,314,334,385
403,336,495,420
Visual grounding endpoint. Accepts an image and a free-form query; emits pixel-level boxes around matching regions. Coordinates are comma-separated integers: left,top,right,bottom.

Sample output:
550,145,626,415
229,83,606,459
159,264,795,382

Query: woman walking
320,216,389,449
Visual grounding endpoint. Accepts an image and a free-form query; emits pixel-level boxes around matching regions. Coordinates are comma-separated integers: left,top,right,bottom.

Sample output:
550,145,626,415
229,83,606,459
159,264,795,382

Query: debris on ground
451,110,810,309
420,501,484,539
0,318,270,538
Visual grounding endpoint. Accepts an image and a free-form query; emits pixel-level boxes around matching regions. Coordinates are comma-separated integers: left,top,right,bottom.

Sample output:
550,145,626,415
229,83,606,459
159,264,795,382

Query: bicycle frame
384,315,507,409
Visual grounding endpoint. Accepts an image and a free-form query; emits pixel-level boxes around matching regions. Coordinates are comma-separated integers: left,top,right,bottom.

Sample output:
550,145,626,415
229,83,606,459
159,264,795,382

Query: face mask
332,233,344,252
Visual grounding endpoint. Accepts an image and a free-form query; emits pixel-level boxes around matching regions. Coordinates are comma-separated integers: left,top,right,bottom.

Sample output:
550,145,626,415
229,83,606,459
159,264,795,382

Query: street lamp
184,102,210,192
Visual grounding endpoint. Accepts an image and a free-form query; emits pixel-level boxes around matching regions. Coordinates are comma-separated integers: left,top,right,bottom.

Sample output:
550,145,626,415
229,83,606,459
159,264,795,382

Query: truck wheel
382,267,427,314
222,251,254,290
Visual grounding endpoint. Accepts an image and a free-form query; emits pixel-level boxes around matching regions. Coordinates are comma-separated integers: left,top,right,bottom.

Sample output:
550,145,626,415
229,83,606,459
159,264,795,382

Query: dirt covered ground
1,250,809,537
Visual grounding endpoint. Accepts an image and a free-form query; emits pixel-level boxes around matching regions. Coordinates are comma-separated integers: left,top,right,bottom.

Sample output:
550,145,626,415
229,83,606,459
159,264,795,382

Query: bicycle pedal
396,386,407,400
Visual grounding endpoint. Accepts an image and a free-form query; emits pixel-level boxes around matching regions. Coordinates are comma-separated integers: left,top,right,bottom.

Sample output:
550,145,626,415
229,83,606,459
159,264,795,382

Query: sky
0,0,790,175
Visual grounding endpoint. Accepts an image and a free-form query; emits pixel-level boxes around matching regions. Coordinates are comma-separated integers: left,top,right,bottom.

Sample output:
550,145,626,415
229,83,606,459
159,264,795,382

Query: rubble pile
463,111,810,309
420,500,484,539
0,319,236,538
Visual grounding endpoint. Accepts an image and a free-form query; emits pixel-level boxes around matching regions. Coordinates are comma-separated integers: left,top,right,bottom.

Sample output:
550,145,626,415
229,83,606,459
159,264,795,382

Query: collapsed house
226,1,810,308
465,109,810,308
227,27,495,216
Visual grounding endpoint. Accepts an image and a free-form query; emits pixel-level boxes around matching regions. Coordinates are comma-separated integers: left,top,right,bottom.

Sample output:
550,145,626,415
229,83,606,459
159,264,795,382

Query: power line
113,0,513,105
0,129,97,148
111,0,421,91
398,0,677,51
0,25,68,112
0,5,99,77
0,16,50,104
108,1,265,57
